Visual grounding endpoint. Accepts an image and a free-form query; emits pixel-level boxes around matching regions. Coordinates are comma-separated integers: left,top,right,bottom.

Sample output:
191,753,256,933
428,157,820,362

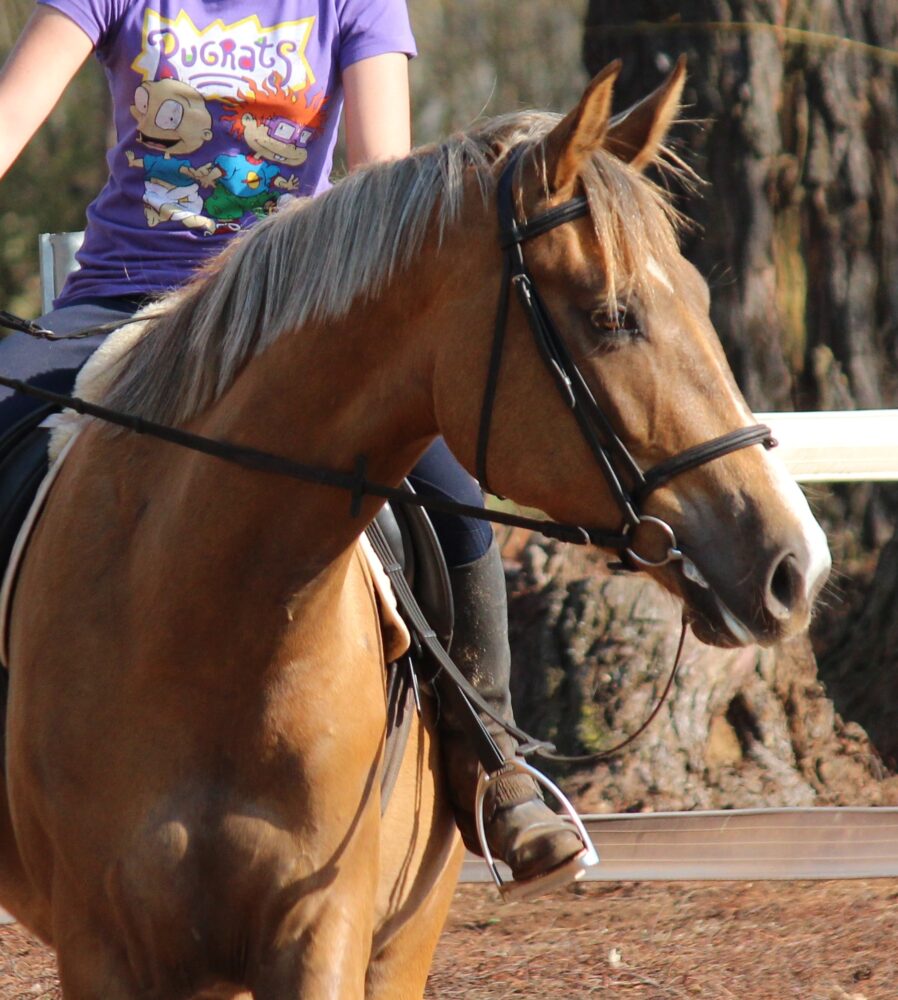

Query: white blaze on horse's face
505,58,832,647
636,255,832,646
645,256,674,293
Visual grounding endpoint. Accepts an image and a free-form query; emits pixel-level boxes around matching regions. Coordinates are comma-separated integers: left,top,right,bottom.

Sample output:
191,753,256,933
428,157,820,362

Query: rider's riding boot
436,541,585,885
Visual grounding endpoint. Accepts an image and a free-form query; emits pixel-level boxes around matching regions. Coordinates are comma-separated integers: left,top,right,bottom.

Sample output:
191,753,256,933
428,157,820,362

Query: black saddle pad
0,405,55,583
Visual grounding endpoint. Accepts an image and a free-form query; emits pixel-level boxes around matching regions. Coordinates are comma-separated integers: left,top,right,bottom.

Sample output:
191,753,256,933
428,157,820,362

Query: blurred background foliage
0,0,588,318
0,0,112,316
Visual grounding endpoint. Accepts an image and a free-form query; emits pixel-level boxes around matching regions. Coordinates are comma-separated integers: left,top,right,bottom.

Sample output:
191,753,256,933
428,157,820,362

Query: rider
0,0,584,889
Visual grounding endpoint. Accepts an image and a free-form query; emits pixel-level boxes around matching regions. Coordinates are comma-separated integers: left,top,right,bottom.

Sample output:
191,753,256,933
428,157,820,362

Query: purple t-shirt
38,0,416,303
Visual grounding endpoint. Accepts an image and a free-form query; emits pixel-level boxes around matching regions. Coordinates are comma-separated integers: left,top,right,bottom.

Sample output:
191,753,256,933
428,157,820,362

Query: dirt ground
426,881,896,1000
1,879,895,999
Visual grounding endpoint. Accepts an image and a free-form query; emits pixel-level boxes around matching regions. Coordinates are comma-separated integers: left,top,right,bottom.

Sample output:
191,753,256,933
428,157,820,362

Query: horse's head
436,60,830,648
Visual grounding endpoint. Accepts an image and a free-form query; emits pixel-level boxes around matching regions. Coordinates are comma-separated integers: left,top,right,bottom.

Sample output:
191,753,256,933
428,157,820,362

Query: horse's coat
0,63,829,998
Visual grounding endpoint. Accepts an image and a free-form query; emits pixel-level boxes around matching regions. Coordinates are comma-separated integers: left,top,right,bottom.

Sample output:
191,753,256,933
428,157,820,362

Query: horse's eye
590,306,639,337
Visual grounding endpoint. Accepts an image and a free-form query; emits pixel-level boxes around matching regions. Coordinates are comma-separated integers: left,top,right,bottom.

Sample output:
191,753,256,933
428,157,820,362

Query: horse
0,60,830,998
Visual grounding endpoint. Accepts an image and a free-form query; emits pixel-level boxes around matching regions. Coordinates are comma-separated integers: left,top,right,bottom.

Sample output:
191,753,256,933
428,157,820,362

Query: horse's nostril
767,552,802,618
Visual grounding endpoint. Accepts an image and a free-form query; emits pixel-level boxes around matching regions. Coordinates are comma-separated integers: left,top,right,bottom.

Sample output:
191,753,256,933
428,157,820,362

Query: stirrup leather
474,757,599,902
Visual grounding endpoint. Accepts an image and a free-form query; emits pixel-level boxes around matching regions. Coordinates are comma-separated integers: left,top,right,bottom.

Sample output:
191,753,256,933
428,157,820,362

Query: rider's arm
342,52,411,169
0,6,94,180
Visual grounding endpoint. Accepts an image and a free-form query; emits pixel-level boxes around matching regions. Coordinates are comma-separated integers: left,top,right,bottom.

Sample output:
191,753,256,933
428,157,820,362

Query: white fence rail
462,808,898,884
759,410,898,483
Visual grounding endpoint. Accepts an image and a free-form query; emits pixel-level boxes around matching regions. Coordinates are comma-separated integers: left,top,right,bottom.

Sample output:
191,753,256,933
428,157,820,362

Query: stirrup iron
474,757,599,902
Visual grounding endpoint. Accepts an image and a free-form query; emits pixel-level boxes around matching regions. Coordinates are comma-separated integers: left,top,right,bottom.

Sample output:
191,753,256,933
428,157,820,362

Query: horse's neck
83,190,495,681
182,218,487,578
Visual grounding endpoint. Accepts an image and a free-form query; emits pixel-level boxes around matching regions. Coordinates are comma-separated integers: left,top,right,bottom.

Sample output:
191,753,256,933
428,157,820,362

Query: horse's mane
99,110,684,427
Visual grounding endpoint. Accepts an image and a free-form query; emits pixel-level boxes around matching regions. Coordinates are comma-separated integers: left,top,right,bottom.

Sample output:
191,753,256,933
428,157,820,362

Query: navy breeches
407,437,493,569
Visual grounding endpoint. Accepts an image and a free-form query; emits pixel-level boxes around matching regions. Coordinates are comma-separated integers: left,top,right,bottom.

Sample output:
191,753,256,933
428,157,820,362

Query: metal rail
3,807,892,923
460,807,898,883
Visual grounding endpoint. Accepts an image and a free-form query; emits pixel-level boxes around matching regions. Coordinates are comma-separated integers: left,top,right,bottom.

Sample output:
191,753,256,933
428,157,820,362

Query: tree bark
507,539,896,811
576,0,898,793
583,1,898,412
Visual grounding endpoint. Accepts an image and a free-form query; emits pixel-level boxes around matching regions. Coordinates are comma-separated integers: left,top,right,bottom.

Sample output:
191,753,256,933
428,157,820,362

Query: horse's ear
544,61,621,195
604,56,687,171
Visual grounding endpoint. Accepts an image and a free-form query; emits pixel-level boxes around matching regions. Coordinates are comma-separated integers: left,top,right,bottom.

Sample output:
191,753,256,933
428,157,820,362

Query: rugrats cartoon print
126,77,223,235
199,75,327,224
126,12,327,235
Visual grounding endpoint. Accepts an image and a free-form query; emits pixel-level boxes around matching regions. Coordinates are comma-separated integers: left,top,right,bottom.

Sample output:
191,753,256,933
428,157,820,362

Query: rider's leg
408,439,583,885
0,297,142,433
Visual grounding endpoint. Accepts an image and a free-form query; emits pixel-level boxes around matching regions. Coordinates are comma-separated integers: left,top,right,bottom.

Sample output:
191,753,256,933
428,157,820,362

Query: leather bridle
476,149,776,572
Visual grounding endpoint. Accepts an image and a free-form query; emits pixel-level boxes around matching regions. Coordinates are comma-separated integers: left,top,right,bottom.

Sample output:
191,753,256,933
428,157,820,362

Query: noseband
475,150,775,571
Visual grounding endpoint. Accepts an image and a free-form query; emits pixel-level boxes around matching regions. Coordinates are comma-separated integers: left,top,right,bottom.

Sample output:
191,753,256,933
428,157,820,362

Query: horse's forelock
519,128,687,312
579,149,686,310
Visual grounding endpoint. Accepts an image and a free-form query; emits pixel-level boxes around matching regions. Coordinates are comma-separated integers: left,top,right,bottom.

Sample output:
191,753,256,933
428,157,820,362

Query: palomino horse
0,62,829,998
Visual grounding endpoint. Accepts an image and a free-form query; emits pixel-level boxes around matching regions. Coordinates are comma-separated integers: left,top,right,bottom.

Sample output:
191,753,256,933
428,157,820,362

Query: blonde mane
99,110,682,428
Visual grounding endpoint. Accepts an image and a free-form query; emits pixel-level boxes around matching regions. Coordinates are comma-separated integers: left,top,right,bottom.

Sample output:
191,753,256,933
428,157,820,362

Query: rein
0,369,688,766
0,150,777,766
0,310,114,341
0,374,624,549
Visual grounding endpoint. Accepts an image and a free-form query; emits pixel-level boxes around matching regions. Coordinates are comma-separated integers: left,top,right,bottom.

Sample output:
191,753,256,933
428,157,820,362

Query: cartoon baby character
126,77,222,234
200,75,326,224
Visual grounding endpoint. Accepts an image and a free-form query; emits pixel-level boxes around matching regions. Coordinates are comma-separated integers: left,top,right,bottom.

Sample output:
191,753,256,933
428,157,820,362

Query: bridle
476,148,776,574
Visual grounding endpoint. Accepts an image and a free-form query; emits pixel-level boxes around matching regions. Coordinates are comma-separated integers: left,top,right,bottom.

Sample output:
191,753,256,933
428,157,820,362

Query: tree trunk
573,0,898,793
507,538,896,811
583,1,898,412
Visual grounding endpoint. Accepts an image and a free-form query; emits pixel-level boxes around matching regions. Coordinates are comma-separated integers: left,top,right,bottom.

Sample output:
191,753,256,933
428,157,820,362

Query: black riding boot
436,541,585,885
